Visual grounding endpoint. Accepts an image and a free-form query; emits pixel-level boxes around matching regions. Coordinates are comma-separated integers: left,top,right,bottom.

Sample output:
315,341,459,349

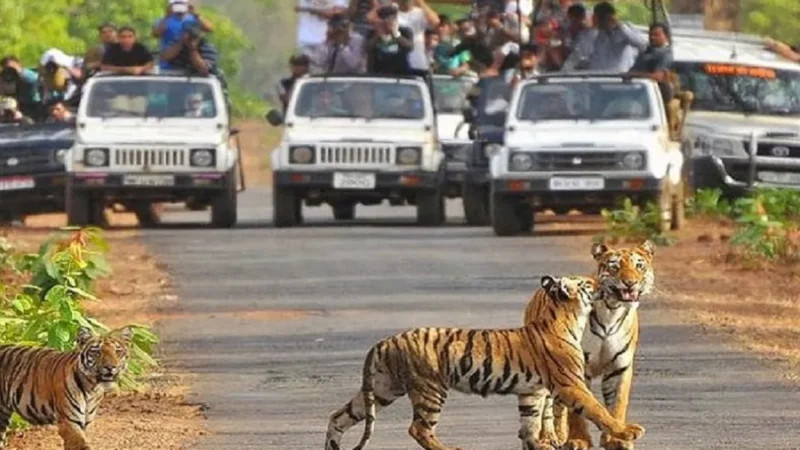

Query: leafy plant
685,188,733,219
728,189,800,261
597,198,674,246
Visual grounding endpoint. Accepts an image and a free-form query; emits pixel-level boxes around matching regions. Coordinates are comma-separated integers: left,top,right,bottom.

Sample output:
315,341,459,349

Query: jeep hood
78,121,224,145
0,124,75,146
286,121,430,143
506,126,660,149
686,111,800,137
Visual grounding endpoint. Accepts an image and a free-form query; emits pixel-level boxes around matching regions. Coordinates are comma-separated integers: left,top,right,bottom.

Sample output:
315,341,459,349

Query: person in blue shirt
152,0,214,70
0,56,42,121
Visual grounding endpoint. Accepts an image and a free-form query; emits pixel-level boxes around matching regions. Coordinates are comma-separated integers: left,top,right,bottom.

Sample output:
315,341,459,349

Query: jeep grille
317,144,393,166
0,148,54,175
532,151,643,171
112,148,187,168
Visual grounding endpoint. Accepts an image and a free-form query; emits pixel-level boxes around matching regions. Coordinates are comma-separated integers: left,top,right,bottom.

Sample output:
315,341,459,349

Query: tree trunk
704,0,741,31
671,0,704,13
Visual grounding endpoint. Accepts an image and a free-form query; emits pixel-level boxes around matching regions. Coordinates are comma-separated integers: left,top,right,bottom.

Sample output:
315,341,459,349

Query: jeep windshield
477,77,511,125
675,62,800,116
515,82,652,121
293,80,426,120
432,77,474,114
85,79,218,119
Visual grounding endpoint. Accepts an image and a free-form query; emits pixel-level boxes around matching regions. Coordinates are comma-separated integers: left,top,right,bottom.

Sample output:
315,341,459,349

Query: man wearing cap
368,0,439,76
277,54,310,113
153,0,214,70
39,49,83,104
160,21,220,76
365,5,414,75
0,98,34,125
307,13,366,74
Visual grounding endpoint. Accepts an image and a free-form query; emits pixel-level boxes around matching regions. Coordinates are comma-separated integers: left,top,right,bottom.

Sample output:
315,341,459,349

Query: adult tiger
520,241,655,450
0,326,133,450
324,275,646,450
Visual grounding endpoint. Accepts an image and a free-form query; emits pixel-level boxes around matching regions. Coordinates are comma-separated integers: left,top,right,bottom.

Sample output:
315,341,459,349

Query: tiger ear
76,327,94,347
590,242,609,261
540,275,557,292
541,275,565,301
115,327,134,344
638,240,655,259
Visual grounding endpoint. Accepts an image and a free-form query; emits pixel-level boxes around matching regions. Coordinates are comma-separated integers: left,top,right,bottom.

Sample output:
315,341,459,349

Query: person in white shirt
368,0,439,75
295,0,351,55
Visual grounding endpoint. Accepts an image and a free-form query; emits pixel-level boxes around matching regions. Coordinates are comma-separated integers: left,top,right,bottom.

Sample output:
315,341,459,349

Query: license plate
548,176,604,191
758,171,800,185
122,174,175,186
0,176,34,191
333,172,376,190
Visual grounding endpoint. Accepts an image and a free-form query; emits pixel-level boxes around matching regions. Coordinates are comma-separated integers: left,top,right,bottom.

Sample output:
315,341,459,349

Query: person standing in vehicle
100,26,156,75
365,5,414,75
153,0,214,70
296,0,350,56
0,98,34,125
308,14,366,74
583,1,647,72
390,0,440,77
0,56,41,120
83,23,118,77
277,54,310,113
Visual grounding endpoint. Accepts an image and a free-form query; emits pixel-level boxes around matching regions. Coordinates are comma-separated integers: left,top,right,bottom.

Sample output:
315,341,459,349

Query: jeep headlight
509,152,534,171
693,135,747,158
396,147,421,165
55,149,67,164
190,148,215,167
621,152,645,170
483,143,502,158
84,148,109,167
289,146,314,164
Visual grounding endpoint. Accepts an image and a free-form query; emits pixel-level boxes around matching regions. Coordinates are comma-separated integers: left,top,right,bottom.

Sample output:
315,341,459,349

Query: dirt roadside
3,231,207,449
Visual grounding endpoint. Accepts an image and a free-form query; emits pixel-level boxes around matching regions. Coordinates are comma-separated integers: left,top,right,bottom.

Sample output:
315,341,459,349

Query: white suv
489,74,686,236
265,74,446,227
65,71,241,228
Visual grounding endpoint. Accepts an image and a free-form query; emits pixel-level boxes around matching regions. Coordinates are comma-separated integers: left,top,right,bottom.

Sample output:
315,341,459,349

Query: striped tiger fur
0,326,133,450
324,275,646,450
521,241,655,450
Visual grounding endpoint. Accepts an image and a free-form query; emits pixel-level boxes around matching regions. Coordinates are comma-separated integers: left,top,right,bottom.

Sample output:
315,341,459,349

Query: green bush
0,228,160,431
596,198,674,246
728,189,800,261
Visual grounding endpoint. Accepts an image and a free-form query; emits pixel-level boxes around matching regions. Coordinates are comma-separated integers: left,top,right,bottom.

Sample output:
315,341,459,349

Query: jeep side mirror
265,109,284,126
462,106,475,124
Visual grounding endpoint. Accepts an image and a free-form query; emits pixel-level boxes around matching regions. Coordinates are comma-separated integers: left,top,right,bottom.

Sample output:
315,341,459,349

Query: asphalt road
142,188,800,450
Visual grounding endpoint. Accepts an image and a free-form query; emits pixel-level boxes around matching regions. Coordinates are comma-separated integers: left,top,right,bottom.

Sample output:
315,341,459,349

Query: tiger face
591,240,655,308
541,275,598,311
76,326,134,386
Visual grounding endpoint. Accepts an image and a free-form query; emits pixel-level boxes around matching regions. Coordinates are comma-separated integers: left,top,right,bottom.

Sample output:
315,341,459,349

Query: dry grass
2,227,207,450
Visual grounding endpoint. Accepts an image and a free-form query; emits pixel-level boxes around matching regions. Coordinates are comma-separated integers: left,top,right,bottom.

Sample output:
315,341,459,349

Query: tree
704,0,742,31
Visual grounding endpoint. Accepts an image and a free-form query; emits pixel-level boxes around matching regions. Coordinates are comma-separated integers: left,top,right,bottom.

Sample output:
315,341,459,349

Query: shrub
596,198,674,246
0,228,160,431
728,189,800,261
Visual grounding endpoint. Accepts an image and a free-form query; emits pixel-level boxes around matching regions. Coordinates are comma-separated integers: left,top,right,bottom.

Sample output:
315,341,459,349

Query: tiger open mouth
611,286,640,302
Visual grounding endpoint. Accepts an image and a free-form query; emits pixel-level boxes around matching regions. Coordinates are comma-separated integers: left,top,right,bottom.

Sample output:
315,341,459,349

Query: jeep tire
416,189,445,226
332,202,355,221
134,204,161,228
462,183,490,226
273,183,302,228
491,193,524,236
66,181,106,227
211,169,238,228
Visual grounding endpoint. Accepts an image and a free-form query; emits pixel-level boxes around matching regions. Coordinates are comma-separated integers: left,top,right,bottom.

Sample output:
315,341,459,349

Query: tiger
519,241,655,450
324,275,646,450
0,326,133,450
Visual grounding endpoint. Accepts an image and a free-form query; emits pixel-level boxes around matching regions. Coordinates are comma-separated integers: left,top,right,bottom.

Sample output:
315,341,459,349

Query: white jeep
489,74,686,236
265,74,446,227
65,71,242,228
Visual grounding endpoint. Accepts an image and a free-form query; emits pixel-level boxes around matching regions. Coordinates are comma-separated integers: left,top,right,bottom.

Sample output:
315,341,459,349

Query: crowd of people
0,0,221,126
279,1,674,110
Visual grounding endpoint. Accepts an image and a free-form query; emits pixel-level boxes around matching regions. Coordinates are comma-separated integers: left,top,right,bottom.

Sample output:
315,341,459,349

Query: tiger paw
562,438,592,450
539,429,561,447
601,432,636,450
609,423,645,442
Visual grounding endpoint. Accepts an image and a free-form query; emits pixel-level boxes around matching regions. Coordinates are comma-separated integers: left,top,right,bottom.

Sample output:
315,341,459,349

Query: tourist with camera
0,98,34,126
160,21,220,76
307,14,366,74
153,0,214,70
0,56,41,120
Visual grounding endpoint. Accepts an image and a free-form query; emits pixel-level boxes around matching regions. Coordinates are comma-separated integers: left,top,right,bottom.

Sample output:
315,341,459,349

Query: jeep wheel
134,204,161,228
417,189,445,226
462,183,489,226
332,203,355,221
66,183,105,227
491,193,524,236
518,203,534,233
211,170,238,228
273,184,301,228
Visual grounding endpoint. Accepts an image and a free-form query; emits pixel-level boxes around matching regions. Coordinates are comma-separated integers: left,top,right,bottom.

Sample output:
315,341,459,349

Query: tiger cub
324,275,645,450
0,326,133,450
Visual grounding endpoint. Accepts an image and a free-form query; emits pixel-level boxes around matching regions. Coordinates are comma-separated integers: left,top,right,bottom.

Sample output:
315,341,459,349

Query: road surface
142,189,800,450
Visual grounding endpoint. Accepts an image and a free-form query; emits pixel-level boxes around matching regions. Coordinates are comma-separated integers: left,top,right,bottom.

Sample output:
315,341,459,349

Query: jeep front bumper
0,172,66,214
68,172,231,200
692,155,800,194
274,170,440,191
491,174,662,208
